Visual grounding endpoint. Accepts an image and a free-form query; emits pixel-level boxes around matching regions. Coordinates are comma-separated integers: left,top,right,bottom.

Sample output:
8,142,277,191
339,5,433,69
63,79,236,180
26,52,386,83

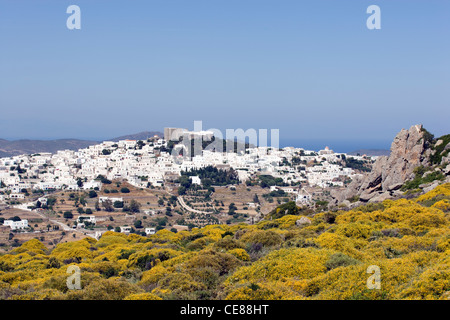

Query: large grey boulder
387,183,403,191
380,124,427,190
369,192,392,203
335,124,429,203
444,164,450,175
296,217,312,227
423,182,440,194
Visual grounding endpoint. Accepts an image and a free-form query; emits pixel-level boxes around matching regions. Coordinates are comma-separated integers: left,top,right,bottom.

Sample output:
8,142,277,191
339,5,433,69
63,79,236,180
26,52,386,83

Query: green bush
430,134,450,165
113,201,124,208
240,230,283,247
63,212,73,219
401,168,445,191
324,253,360,270
214,237,245,251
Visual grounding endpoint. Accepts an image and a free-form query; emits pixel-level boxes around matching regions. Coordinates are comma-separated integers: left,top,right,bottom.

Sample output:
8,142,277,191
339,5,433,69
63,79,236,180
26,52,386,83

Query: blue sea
279,138,391,154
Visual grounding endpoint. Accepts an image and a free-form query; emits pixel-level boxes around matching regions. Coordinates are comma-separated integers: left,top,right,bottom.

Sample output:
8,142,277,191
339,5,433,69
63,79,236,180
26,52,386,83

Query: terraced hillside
0,183,449,300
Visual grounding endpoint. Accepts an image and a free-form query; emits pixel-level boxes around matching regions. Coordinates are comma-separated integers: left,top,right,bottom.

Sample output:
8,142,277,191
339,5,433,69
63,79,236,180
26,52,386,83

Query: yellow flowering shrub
127,248,183,269
276,215,303,228
11,239,47,255
416,183,450,202
436,236,450,252
156,272,206,299
314,232,366,260
50,239,96,261
303,264,369,299
213,236,246,251
227,248,250,261
10,288,61,300
124,292,162,300
334,222,377,239
406,209,447,233
378,235,436,255
397,252,450,299
92,245,132,262
14,258,48,271
151,229,183,243
226,248,329,285
1,186,449,300
186,236,212,251
95,235,129,248
309,257,418,300
432,199,450,212
240,230,284,247
201,225,227,241
184,249,243,276
161,251,197,268
127,233,147,243
0,252,35,270
101,231,128,238
225,281,303,300
139,264,168,286
64,277,143,300
0,269,36,286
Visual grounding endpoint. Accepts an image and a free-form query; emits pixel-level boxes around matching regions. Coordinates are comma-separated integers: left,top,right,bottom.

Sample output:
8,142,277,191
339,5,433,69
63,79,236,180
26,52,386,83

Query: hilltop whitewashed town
0,126,375,247
0,127,372,200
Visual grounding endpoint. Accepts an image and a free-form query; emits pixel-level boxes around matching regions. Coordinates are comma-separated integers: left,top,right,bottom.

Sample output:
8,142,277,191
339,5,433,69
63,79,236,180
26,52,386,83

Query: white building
319,146,334,155
8,193,25,200
83,180,102,190
0,129,370,212
296,189,312,205
99,196,123,203
4,219,28,230
120,226,132,233
144,210,156,216
191,176,202,185
77,216,97,224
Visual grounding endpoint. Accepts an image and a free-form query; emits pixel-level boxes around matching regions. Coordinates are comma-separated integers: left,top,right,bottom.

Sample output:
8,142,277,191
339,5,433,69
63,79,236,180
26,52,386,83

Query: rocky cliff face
332,124,447,205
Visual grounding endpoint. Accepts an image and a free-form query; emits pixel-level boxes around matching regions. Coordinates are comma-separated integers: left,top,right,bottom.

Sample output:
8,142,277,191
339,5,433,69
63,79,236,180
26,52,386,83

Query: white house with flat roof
99,196,123,203
77,216,97,224
120,226,132,233
4,219,28,230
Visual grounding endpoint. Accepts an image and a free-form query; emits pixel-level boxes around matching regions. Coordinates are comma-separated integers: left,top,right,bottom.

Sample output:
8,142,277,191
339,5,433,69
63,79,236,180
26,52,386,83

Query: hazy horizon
0,128,392,153
1,1,449,143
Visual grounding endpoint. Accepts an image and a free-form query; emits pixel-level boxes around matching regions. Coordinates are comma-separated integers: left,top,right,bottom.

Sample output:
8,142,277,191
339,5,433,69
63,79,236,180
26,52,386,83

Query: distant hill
0,131,164,158
0,139,99,157
348,149,390,156
0,137,391,158
110,131,163,142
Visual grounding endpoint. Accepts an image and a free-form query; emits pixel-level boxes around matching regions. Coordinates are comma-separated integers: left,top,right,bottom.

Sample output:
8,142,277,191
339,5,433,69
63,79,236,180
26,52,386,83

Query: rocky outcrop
296,217,312,227
332,124,431,203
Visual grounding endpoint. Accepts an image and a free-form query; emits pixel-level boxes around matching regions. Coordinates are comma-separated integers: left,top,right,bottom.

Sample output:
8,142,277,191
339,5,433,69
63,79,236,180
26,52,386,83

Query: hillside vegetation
1,184,450,300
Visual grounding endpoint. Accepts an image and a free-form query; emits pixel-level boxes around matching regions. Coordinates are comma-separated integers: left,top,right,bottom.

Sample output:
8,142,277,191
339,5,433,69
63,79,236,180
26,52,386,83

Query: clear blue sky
0,0,449,151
